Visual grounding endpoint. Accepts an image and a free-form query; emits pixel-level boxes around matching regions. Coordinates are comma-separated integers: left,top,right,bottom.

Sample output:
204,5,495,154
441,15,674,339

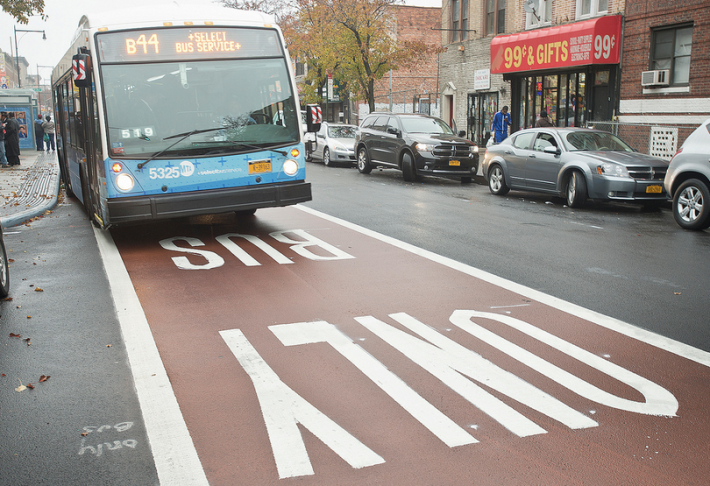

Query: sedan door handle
504,150,513,154
528,154,536,158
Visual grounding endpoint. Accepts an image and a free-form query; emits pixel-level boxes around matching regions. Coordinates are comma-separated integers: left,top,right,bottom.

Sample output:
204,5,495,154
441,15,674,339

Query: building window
295,62,305,77
651,25,692,85
451,0,469,42
526,0,552,30
576,0,607,19
487,0,506,35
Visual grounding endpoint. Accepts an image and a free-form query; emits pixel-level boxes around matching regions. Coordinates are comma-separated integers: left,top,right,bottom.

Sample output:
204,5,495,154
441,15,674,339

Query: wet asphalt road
302,161,710,353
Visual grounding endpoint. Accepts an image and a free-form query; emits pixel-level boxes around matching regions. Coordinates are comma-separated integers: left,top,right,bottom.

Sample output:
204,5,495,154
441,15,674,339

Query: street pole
13,26,46,88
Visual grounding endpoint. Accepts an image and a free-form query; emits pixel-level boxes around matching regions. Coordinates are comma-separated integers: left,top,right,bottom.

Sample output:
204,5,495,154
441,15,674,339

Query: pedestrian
0,113,8,167
535,110,553,128
491,105,511,144
4,112,21,167
42,115,56,152
34,114,45,151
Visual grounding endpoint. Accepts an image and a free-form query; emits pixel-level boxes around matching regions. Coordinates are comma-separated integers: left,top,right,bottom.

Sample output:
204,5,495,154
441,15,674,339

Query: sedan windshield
400,117,454,135
102,58,299,157
563,131,634,152
328,125,357,138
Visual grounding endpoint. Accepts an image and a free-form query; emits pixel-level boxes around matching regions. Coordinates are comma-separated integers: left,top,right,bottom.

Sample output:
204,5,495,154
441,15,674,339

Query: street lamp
13,26,46,88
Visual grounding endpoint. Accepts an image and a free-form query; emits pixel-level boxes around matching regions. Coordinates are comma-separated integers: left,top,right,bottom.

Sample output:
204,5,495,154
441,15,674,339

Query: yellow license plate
449,160,461,167
646,185,663,194
249,161,272,174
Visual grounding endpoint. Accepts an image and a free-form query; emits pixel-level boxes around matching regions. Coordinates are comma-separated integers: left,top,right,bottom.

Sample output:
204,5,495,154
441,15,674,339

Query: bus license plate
449,160,461,167
249,160,272,174
646,185,662,194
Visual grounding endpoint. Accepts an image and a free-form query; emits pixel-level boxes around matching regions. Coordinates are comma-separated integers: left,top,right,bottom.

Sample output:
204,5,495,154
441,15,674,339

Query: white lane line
93,228,209,486
295,204,710,369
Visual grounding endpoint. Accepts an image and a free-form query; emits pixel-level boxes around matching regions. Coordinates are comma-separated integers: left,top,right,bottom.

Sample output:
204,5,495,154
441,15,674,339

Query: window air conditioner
641,70,670,87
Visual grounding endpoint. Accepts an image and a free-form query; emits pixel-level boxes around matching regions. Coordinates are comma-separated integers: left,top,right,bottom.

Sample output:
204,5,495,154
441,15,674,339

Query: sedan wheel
323,148,331,167
357,147,373,174
673,179,710,230
488,164,509,195
566,170,587,208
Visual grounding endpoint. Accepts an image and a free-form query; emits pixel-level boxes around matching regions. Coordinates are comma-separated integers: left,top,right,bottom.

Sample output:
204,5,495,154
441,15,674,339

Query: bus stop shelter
1,88,40,150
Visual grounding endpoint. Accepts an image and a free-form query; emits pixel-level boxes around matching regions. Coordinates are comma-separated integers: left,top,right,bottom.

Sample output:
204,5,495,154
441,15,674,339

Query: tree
292,0,436,112
1,0,45,24
224,0,437,112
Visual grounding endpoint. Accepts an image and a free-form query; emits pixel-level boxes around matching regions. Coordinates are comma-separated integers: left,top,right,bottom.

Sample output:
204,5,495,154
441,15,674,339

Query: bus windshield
102,58,299,158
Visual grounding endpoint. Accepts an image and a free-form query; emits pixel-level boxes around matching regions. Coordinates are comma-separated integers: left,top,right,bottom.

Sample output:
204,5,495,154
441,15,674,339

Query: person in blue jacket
491,105,511,144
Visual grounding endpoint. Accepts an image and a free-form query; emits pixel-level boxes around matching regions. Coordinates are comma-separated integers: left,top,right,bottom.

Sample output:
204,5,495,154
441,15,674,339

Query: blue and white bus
52,2,317,228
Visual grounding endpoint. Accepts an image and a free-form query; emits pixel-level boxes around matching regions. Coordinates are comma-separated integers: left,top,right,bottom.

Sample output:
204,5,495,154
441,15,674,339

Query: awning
490,15,621,74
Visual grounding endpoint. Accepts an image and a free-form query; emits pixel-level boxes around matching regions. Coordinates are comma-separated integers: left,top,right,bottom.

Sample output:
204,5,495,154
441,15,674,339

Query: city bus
51,2,318,228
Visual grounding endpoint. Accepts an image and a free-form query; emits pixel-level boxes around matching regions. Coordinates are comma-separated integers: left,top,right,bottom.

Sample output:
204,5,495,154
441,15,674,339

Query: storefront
490,15,622,132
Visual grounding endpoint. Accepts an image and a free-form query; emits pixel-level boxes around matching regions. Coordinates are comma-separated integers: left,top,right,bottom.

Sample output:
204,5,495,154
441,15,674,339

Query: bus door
72,51,103,226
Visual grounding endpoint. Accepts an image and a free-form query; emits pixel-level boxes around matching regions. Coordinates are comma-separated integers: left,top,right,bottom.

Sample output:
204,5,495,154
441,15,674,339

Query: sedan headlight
415,143,432,153
597,163,629,177
470,145,479,154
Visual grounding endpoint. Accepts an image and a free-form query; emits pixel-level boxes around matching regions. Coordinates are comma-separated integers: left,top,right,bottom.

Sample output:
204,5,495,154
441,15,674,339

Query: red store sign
490,15,621,74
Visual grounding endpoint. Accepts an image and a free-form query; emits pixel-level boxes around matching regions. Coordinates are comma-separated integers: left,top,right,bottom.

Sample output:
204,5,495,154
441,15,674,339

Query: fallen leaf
15,380,26,392
106,344,112,348
24,338,31,346
9,333,21,338
81,431,89,437
27,316,32,319
34,287,43,292
39,375,50,383
26,383,35,390
674,292,681,295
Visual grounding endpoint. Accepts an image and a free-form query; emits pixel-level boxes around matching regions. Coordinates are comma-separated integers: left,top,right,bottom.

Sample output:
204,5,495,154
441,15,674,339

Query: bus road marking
221,310,678,479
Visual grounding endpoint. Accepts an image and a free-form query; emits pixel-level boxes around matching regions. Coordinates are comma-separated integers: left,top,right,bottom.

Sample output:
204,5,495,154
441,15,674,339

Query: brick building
360,5,442,122
617,0,710,154
440,0,625,146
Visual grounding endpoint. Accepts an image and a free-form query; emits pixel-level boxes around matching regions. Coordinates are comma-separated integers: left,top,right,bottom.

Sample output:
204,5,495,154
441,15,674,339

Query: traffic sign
31,88,42,92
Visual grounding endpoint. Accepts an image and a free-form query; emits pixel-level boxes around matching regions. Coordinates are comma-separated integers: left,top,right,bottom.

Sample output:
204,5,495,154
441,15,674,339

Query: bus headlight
283,159,299,176
116,173,135,191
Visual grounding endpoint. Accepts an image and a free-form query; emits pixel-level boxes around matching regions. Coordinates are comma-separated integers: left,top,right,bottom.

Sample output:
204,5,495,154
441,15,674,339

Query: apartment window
651,25,693,85
487,0,506,35
576,0,607,19
451,0,469,42
526,0,552,30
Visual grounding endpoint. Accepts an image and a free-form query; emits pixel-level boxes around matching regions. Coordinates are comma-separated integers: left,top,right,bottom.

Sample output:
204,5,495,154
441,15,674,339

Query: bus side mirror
305,104,322,133
72,53,92,88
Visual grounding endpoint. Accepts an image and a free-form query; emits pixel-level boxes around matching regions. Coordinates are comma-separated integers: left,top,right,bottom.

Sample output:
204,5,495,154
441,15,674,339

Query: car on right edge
664,118,710,230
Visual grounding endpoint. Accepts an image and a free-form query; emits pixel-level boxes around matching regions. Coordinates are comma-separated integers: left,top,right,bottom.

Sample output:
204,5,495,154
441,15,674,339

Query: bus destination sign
97,27,283,63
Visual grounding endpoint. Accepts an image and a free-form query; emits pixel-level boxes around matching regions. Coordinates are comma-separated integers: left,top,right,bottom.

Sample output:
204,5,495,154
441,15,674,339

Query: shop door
467,93,498,147
592,70,611,122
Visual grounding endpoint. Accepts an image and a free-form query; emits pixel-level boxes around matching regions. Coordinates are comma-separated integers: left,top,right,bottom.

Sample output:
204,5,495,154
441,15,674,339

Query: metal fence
584,121,697,160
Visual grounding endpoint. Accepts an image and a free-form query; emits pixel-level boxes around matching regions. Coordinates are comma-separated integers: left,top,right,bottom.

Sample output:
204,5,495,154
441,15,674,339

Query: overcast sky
1,0,442,84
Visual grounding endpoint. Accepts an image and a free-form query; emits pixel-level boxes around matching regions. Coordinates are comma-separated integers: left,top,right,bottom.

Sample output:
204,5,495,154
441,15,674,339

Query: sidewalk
0,150,61,228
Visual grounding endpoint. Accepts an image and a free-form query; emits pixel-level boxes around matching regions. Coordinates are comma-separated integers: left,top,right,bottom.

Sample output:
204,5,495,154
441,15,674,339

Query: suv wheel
402,152,416,182
357,147,373,174
673,179,710,230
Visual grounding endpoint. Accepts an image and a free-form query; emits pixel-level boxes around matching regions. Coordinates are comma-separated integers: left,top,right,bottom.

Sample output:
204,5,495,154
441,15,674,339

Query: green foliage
1,0,45,24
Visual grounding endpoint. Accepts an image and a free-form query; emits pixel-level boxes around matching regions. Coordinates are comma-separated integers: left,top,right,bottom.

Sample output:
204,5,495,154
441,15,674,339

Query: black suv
355,113,479,182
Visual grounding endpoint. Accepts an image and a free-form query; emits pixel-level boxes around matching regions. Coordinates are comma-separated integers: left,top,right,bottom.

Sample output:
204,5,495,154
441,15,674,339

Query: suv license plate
249,160,272,174
449,160,461,167
646,185,662,194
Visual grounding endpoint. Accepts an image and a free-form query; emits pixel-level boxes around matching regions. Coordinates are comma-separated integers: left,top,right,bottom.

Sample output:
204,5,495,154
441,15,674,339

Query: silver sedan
307,122,357,167
482,127,669,208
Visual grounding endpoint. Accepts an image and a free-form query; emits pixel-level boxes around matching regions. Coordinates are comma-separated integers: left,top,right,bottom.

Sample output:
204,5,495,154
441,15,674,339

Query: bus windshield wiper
200,140,288,156
137,127,226,169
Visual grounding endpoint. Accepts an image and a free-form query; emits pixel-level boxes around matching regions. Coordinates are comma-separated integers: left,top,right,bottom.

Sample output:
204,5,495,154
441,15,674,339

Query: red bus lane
107,206,710,486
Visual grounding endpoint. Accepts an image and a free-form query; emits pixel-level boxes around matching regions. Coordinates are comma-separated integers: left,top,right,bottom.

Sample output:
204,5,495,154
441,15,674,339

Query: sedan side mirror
544,145,561,155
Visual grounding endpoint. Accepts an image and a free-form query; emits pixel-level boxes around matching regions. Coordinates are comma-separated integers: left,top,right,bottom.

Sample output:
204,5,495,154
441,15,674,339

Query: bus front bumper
106,181,312,225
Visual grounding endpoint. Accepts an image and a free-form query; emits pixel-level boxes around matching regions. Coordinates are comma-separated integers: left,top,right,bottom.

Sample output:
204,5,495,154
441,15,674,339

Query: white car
664,118,710,230
307,122,357,167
